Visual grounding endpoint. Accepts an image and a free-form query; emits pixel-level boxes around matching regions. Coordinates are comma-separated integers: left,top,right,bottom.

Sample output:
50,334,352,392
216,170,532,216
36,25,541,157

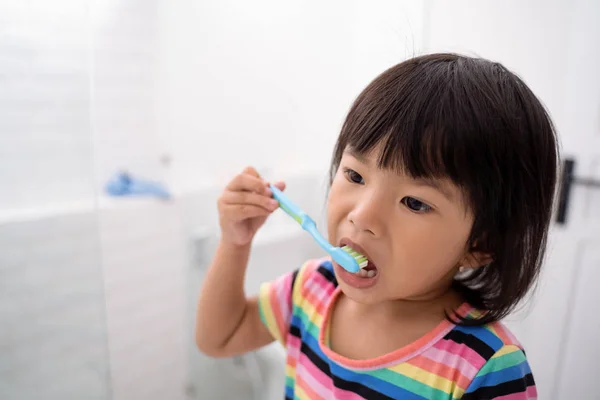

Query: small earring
458,266,467,273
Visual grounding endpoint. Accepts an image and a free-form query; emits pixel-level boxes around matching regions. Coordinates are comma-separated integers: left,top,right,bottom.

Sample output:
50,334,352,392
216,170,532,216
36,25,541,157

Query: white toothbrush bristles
341,245,369,269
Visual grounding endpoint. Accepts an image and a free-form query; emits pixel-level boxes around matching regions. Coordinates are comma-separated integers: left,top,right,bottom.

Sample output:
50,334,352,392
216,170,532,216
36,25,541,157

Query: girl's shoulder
447,319,535,397
451,306,526,353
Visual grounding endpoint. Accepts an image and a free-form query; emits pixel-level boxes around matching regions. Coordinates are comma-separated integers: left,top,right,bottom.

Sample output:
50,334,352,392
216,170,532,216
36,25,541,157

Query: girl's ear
458,236,494,270
459,250,494,270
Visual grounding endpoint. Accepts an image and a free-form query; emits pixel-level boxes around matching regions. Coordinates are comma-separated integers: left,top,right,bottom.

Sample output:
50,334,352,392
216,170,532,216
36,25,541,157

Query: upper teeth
357,268,376,278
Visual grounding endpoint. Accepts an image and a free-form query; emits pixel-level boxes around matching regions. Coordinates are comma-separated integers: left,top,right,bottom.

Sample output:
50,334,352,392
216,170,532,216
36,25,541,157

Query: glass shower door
0,1,112,398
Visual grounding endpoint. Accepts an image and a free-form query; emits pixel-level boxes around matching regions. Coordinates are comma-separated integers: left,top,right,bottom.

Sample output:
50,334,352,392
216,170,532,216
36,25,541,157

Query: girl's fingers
223,204,271,220
227,171,270,195
221,190,279,211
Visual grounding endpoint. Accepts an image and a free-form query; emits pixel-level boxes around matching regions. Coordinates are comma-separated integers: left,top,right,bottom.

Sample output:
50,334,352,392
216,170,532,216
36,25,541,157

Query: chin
336,282,384,305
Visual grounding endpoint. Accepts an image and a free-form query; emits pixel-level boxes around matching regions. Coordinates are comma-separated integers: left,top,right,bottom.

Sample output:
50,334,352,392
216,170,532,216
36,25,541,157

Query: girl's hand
217,166,285,247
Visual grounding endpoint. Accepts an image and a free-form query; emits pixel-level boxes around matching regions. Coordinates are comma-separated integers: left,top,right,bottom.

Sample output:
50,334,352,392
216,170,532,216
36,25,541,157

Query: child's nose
347,196,384,237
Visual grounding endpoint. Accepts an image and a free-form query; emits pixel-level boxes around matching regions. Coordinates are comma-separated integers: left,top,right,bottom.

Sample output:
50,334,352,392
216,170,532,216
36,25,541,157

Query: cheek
390,217,470,274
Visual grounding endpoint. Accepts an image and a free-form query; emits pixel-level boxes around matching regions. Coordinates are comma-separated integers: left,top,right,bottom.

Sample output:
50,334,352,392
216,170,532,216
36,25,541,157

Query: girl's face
327,145,482,304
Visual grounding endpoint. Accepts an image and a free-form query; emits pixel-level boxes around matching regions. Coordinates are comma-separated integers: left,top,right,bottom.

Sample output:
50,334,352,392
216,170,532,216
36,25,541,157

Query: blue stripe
298,328,427,400
290,313,309,335
285,384,294,399
467,360,532,390
321,260,334,272
453,324,504,351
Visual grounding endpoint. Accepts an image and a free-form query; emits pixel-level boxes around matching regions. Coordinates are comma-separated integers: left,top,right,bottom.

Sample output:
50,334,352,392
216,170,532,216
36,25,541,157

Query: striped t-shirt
258,258,537,399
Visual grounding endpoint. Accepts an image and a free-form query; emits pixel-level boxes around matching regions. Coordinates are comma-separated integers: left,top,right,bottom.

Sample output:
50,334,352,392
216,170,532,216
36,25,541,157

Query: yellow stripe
295,384,311,400
258,283,282,344
492,344,519,358
296,293,324,327
285,363,296,378
453,386,466,399
388,363,454,393
292,260,313,305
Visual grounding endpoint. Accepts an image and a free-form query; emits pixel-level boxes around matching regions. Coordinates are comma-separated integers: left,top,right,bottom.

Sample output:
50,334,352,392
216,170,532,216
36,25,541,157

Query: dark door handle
556,158,600,225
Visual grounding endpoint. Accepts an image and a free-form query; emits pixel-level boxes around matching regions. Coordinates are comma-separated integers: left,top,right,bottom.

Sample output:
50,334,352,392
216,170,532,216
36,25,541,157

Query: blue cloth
105,172,170,199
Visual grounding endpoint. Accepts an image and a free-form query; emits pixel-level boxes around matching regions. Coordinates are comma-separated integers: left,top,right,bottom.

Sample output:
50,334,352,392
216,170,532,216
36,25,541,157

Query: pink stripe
295,360,334,398
287,334,302,361
434,339,487,370
298,357,366,400
297,354,335,390
421,346,478,378
503,324,520,346
307,273,335,295
494,385,537,400
306,277,335,305
275,274,293,326
489,322,511,345
331,385,370,400
527,385,538,398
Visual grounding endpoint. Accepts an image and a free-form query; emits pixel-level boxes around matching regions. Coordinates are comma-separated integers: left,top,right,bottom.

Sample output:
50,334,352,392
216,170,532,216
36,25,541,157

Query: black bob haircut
329,53,560,326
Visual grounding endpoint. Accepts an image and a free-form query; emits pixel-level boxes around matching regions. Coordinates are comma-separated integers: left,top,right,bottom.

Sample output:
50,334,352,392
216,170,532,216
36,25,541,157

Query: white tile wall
98,199,188,400
0,213,110,400
0,200,191,400
1,0,424,398
1,1,188,397
0,0,96,212
0,170,326,400
91,0,168,193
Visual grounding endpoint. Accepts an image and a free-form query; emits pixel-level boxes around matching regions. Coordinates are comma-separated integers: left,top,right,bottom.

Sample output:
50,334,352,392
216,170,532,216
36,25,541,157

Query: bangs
330,54,511,212
334,55,483,184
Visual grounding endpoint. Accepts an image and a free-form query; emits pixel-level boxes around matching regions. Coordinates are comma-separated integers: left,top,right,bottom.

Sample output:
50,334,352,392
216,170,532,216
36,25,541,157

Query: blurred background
0,0,598,399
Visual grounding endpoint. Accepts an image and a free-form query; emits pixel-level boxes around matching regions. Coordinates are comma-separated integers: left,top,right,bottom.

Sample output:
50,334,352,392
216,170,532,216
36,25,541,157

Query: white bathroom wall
157,0,426,193
0,1,426,399
156,0,354,192
424,1,600,398
0,0,425,216
0,0,97,216
0,212,110,399
91,0,168,202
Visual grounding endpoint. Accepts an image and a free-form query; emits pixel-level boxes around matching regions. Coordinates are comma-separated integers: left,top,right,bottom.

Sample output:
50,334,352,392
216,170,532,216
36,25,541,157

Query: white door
547,0,600,397
424,1,600,398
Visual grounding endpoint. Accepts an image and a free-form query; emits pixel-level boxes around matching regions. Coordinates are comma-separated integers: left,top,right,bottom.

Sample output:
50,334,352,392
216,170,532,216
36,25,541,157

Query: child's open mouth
336,238,379,288
356,261,378,278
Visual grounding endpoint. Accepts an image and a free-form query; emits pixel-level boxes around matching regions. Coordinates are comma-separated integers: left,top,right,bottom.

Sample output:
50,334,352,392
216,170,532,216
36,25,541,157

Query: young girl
196,53,558,399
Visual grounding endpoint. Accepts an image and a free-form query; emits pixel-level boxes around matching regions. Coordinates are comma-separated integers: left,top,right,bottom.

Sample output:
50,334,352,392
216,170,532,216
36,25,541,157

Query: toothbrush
269,184,368,273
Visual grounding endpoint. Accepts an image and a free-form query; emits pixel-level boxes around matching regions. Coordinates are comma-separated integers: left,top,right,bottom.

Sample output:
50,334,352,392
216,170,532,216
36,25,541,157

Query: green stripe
292,304,321,338
257,301,267,326
293,304,452,399
257,286,276,336
369,368,451,399
293,305,469,400
285,376,295,388
479,346,526,375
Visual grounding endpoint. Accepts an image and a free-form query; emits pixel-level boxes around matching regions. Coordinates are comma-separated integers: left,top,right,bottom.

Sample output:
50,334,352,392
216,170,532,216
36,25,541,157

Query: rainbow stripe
258,259,537,399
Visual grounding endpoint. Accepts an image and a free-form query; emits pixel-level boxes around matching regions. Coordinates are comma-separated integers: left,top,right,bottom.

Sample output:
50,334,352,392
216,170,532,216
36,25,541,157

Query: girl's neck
348,287,464,327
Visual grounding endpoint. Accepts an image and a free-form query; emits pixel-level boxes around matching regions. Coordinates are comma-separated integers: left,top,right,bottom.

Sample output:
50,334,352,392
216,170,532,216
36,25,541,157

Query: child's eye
343,168,365,184
401,197,432,213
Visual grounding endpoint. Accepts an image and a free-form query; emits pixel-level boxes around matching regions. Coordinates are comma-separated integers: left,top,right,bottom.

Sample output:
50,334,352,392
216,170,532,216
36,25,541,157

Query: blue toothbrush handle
304,219,359,272
300,218,335,252
270,185,332,250
270,185,304,223
270,184,360,273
